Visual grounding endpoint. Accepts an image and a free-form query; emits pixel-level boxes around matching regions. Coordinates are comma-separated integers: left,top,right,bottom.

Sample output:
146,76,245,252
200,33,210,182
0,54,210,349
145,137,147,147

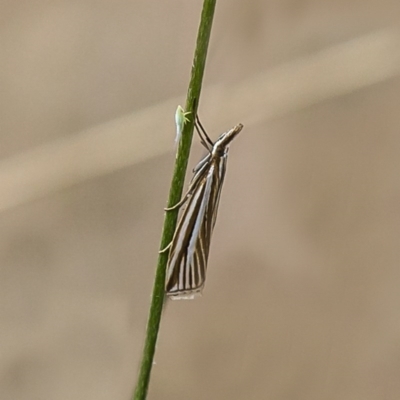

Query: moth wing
166,158,227,299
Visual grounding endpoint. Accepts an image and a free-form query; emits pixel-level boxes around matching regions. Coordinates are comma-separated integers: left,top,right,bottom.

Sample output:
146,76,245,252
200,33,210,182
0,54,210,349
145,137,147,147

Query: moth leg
195,115,213,149
159,242,172,253
164,182,196,211
164,193,190,211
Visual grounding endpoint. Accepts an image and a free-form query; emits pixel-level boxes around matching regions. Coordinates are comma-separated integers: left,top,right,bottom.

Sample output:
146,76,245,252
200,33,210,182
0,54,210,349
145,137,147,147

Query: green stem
132,1,217,399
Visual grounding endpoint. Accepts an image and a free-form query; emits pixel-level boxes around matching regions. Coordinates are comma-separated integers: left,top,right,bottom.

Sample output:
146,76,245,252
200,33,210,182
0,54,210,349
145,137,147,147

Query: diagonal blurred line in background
0,27,399,213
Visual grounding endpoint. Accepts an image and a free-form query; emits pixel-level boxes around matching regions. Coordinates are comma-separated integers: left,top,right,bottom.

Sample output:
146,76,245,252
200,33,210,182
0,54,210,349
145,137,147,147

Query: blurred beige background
1,1,400,399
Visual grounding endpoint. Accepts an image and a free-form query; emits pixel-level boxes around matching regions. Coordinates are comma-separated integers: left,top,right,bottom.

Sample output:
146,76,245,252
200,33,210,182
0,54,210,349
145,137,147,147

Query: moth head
212,124,243,156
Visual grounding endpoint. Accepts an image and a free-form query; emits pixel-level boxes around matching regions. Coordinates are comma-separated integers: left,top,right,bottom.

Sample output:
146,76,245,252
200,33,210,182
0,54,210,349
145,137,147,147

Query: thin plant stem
132,1,218,399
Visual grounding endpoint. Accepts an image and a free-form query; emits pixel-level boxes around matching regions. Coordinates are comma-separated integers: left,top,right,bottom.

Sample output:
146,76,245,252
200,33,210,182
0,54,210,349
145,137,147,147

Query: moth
164,117,243,299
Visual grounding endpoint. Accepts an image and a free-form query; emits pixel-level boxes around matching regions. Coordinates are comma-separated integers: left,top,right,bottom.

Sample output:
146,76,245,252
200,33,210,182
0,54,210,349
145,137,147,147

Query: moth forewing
165,123,243,299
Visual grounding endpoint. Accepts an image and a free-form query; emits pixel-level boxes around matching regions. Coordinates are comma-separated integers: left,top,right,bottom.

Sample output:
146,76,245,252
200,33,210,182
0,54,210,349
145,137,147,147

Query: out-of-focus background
1,1,400,399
